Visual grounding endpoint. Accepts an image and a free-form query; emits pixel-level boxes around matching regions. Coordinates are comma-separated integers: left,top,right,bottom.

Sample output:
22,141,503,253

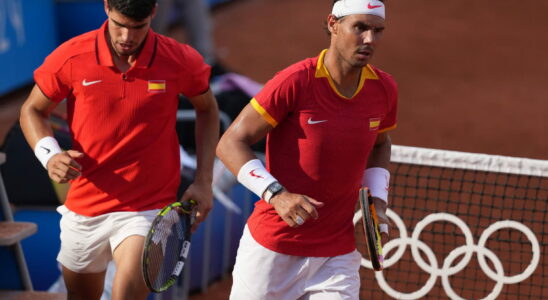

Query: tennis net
356,145,548,300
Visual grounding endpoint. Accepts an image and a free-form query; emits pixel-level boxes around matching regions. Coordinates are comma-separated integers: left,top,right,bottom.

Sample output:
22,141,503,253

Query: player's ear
151,3,158,19
327,14,339,35
103,0,109,15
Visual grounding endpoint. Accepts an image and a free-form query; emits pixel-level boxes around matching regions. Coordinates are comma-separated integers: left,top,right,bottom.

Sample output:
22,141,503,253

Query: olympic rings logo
353,210,541,300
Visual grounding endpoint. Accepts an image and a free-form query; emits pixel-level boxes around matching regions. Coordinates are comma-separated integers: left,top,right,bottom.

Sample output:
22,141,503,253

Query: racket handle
180,200,196,212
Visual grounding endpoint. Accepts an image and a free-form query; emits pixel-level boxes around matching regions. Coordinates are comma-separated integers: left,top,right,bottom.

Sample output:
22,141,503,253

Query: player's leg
111,235,149,300
230,225,308,300
301,250,361,300
109,209,158,300
56,205,113,300
62,267,106,300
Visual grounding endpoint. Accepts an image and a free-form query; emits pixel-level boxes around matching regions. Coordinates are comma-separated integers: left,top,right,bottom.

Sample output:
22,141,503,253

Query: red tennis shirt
34,22,210,216
247,49,398,256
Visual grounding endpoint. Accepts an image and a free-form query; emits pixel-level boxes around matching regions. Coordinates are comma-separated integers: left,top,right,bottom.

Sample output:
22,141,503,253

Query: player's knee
66,290,103,300
65,281,104,300
63,268,105,300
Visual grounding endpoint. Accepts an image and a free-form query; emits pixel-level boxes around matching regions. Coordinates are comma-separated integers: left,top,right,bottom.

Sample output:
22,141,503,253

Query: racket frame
142,200,196,292
359,187,384,271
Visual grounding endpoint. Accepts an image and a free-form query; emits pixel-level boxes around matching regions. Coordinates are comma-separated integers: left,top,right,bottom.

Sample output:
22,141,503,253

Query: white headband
332,0,385,19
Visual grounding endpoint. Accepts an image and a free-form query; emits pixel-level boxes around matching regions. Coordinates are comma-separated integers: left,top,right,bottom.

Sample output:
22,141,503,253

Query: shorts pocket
56,205,69,215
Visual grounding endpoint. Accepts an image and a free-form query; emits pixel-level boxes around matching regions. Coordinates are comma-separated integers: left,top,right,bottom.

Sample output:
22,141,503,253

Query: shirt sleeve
378,72,398,132
178,45,211,97
251,68,302,127
33,44,72,103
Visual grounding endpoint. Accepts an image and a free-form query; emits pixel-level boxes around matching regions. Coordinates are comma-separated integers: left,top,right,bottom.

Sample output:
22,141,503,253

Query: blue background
0,0,57,96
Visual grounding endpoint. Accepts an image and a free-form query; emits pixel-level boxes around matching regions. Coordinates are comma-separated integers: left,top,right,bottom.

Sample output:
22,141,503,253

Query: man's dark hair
107,0,157,21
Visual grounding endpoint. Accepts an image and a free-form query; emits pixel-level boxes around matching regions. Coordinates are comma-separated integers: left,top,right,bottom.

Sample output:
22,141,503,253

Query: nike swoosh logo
307,118,328,125
368,3,383,9
249,169,264,179
82,79,102,86
40,146,51,154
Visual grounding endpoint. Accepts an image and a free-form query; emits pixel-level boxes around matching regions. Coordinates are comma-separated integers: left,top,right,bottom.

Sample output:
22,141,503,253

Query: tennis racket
142,200,196,292
359,187,384,271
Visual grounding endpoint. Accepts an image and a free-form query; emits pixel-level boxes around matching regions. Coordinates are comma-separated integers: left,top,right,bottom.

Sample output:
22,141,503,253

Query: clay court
212,0,547,159
188,0,548,299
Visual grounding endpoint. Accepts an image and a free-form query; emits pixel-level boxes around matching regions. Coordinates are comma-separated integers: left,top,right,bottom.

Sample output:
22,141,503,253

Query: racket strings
146,209,186,290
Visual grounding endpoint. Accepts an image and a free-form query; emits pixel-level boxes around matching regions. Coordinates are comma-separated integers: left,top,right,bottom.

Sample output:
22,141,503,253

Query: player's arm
367,131,391,169
216,104,323,228
19,85,82,183
216,104,270,172
182,88,219,230
364,131,392,241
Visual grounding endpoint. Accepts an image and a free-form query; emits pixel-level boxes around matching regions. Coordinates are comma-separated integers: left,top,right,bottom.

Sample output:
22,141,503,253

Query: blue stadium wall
0,0,57,96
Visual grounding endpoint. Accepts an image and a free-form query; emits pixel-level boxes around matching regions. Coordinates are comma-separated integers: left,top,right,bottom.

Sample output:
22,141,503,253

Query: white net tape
391,145,548,177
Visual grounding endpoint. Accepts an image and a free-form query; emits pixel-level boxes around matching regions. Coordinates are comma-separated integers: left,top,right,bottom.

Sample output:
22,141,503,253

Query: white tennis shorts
230,226,361,300
56,205,159,273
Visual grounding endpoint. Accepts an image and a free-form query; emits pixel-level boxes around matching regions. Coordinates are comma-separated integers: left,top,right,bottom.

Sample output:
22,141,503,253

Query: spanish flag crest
148,80,166,93
369,118,380,131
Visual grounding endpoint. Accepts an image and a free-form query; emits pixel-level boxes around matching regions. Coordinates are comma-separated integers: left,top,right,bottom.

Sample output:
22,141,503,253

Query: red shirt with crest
34,21,210,216
247,49,397,256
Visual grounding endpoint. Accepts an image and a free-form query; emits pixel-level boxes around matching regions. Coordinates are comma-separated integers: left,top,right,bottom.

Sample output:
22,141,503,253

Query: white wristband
34,136,62,169
379,223,389,234
362,167,390,204
237,159,277,201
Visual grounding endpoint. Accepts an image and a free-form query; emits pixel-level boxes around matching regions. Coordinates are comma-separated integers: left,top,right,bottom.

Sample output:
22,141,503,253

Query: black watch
263,181,284,203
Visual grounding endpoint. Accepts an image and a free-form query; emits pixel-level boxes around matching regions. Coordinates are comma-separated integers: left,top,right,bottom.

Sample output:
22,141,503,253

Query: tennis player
216,0,395,298
19,0,219,299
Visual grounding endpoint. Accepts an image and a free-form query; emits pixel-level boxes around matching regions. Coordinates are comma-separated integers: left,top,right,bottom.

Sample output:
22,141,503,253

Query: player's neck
112,53,137,73
324,50,362,98
106,33,140,73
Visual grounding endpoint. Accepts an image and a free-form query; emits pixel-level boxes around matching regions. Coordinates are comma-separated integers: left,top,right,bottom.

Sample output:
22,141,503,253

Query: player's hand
46,150,83,184
180,179,213,232
373,197,390,246
270,190,324,228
